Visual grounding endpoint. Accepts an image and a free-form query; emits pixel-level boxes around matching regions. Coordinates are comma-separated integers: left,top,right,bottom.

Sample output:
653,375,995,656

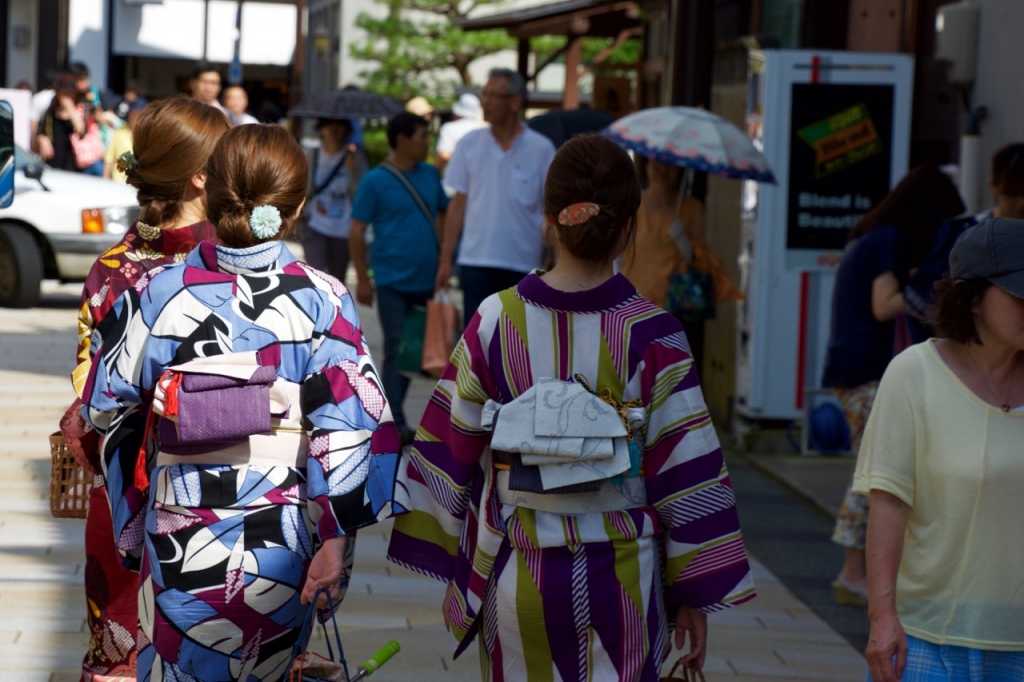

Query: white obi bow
482,378,646,491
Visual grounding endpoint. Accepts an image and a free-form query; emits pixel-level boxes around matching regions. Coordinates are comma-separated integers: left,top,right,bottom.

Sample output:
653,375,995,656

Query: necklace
966,348,1018,412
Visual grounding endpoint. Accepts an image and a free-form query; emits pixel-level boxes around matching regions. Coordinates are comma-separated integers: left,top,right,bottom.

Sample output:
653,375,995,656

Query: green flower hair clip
116,150,139,176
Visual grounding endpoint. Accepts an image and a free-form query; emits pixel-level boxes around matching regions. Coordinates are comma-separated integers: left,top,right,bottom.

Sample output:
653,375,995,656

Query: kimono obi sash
494,469,647,514
483,377,648,510
152,352,308,468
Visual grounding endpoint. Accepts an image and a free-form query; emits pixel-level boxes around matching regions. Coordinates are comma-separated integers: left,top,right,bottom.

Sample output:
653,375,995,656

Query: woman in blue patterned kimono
83,124,403,681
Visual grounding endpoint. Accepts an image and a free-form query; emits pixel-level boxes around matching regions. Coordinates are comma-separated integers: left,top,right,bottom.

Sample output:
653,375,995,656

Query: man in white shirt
190,63,227,114
435,93,485,176
437,68,556,326
222,86,260,126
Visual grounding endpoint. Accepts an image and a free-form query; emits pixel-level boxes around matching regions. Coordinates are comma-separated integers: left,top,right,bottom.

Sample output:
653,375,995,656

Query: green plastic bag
396,305,427,375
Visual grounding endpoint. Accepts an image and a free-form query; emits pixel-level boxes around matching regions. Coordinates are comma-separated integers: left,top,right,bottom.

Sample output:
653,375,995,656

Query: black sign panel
786,83,894,252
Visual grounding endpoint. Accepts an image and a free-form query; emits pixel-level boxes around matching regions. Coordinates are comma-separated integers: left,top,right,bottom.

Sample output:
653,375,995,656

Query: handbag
70,115,106,169
286,589,350,682
396,305,428,375
286,589,402,682
421,290,461,378
661,659,707,681
666,269,716,323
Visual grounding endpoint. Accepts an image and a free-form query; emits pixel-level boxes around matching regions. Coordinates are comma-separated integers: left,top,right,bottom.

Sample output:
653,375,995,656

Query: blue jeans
377,286,432,430
458,265,530,328
82,159,104,176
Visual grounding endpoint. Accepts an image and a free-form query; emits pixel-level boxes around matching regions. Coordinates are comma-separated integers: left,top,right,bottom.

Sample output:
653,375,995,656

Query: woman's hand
865,611,907,682
674,605,708,670
301,535,348,610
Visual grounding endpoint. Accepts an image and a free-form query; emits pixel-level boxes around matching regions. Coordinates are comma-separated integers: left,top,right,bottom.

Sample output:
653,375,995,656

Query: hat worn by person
950,217,1024,297
452,93,481,120
405,96,434,117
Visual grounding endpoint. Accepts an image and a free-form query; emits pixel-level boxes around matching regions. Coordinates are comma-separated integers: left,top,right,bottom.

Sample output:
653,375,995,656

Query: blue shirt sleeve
434,166,451,212
351,170,378,224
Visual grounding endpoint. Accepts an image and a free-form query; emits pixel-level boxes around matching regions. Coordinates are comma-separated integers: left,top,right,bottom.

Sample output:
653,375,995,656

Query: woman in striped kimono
387,134,756,681
83,125,402,681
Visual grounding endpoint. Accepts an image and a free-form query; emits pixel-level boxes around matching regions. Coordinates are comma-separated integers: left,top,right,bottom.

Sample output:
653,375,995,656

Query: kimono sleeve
641,330,756,614
386,310,495,583
851,350,920,506
80,286,155,558
300,292,403,543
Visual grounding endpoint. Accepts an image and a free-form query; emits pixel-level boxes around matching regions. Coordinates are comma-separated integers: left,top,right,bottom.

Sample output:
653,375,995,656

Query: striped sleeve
640,331,756,614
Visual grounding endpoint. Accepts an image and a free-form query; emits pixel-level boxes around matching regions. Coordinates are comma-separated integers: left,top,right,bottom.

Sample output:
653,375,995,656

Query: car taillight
81,209,104,234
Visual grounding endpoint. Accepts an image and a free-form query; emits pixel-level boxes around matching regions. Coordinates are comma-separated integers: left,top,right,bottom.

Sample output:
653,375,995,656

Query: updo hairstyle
543,134,641,262
205,124,308,248
127,96,231,226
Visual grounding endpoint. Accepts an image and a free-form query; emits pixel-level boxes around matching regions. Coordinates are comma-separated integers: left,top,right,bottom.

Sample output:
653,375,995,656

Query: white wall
339,0,381,88
112,0,296,66
973,0,1024,200
6,0,39,89
69,0,109,90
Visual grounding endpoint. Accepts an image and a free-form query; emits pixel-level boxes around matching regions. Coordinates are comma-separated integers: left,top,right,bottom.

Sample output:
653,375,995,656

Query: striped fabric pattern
387,273,755,681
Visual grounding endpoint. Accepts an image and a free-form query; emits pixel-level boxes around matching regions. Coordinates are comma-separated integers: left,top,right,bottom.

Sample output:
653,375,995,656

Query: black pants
301,228,350,284
459,265,530,328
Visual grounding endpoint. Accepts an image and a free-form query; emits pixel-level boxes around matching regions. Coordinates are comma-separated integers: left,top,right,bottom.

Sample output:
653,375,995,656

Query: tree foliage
351,0,515,102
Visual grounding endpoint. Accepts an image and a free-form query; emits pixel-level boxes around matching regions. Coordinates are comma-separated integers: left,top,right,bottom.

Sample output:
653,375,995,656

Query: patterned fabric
831,381,879,550
137,464,320,682
605,107,775,183
866,635,1024,682
72,219,217,681
83,241,402,680
387,273,755,679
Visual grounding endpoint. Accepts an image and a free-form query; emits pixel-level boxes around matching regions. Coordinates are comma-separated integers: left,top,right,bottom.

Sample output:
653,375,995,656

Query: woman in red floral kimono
60,96,229,681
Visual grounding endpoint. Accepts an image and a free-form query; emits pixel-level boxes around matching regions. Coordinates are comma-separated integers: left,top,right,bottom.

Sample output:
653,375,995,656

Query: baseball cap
452,93,481,120
950,217,1024,297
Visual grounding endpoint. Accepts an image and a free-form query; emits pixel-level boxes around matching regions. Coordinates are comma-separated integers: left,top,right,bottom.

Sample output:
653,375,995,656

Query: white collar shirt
444,125,556,273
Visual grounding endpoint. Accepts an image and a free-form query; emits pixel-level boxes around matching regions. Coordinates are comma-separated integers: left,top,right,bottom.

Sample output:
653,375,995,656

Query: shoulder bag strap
378,161,439,248
312,148,350,196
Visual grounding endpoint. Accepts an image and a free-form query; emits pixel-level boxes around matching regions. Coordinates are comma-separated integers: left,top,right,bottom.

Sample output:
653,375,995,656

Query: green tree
351,0,515,102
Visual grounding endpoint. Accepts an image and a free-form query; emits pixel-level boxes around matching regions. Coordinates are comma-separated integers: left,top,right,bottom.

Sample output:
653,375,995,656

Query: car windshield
15,145,43,172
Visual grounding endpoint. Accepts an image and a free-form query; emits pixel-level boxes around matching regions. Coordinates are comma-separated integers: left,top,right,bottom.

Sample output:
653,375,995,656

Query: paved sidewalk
0,282,867,681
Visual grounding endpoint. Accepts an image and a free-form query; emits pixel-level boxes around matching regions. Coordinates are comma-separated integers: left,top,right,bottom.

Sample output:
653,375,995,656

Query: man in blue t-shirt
351,112,449,444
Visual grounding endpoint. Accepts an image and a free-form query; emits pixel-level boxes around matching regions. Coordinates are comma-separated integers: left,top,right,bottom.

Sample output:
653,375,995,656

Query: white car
0,146,139,307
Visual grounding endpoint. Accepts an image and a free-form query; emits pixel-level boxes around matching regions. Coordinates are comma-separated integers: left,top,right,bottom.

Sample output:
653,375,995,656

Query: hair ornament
116,150,138,176
250,205,282,240
558,202,601,227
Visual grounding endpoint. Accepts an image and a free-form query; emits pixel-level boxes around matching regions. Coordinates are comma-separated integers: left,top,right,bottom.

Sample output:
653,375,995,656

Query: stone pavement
0,281,867,681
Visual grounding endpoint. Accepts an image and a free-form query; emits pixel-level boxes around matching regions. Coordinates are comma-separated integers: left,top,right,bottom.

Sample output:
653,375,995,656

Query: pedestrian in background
621,158,743,370
389,134,755,680
103,99,145,182
114,79,146,122
60,96,230,681
823,166,965,607
189,62,227,114
36,74,87,172
223,84,259,126
350,112,449,445
435,92,484,176
858,217,1024,682
436,68,556,326
301,116,367,284
82,124,401,681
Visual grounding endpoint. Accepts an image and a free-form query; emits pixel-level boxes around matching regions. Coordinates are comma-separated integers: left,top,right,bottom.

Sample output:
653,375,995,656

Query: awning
453,0,643,39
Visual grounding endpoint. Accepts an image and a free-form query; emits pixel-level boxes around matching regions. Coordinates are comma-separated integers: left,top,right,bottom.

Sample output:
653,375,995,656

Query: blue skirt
867,635,1024,682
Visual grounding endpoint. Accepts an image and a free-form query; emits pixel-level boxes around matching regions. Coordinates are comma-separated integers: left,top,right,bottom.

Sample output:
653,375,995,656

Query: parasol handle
348,640,401,681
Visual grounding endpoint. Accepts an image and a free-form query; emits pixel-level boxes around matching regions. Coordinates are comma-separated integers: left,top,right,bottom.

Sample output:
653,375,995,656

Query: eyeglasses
480,90,516,100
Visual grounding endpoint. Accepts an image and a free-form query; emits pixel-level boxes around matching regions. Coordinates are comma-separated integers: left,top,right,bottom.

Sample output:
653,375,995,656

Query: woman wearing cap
82,124,400,680
858,217,1024,682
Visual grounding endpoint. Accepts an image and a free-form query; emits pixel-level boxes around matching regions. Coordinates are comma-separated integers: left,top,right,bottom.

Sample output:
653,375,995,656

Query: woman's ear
191,170,207,191
293,199,306,220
